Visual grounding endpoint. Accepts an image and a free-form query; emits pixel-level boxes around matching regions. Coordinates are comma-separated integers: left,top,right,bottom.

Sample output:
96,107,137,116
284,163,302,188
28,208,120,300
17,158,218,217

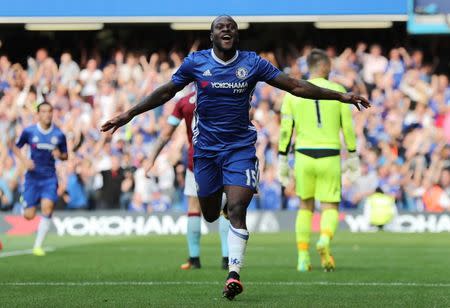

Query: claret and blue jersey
171,49,281,196
172,49,281,152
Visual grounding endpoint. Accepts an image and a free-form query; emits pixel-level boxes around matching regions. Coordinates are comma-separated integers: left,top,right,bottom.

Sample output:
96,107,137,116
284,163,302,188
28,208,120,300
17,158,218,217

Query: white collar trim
211,49,239,66
37,123,53,135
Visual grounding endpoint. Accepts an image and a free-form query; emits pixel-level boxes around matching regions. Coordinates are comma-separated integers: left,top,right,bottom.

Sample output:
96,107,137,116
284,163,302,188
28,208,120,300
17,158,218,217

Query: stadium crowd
0,42,449,213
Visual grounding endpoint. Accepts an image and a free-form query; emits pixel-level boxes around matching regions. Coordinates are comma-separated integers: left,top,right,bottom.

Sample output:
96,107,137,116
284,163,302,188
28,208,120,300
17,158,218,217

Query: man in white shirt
357,44,388,88
79,59,103,104
59,52,80,89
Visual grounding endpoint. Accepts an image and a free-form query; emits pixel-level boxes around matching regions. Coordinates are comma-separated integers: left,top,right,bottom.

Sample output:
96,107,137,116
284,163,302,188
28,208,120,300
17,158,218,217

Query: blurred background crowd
0,41,449,213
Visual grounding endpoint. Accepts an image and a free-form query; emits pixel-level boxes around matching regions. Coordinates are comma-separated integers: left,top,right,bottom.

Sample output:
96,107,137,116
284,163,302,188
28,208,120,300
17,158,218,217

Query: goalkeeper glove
278,154,290,187
343,152,361,183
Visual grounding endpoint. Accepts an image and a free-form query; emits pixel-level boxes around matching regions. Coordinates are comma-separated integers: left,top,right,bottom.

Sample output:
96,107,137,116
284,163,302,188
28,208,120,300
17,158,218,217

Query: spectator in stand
129,192,147,212
63,159,88,210
118,52,143,86
357,43,388,93
331,48,368,96
0,55,11,92
34,58,58,96
99,155,124,209
27,48,50,80
120,168,134,210
386,48,411,89
96,81,117,125
0,146,14,211
79,59,102,105
133,156,154,209
441,168,450,197
58,52,80,89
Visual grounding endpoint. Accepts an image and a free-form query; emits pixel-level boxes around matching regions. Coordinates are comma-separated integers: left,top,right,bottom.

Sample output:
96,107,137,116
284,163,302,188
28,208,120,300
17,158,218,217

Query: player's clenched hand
339,93,370,111
100,112,133,134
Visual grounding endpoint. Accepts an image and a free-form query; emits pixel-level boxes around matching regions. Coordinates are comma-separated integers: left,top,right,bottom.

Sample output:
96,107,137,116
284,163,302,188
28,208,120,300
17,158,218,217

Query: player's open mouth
222,35,232,41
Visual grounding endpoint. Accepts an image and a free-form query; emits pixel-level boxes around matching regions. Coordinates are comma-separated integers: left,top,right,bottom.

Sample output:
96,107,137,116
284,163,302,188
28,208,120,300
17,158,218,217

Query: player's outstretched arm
100,81,184,134
267,73,370,110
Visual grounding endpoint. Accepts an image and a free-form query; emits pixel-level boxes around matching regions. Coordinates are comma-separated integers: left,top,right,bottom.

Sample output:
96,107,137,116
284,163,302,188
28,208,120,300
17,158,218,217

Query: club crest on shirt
236,67,248,80
32,136,39,143
51,136,58,145
189,96,196,104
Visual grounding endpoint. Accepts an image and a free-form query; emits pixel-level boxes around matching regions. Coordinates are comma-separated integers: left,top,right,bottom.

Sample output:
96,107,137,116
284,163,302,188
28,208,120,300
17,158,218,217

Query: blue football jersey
16,124,67,179
172,49,281,151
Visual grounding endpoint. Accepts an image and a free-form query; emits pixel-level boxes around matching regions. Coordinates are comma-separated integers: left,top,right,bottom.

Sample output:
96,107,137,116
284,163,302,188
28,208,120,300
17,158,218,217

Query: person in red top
146,88,229,270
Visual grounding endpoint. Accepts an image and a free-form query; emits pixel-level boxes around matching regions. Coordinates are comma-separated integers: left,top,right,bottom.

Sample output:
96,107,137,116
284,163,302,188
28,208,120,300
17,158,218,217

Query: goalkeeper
278,49,360,272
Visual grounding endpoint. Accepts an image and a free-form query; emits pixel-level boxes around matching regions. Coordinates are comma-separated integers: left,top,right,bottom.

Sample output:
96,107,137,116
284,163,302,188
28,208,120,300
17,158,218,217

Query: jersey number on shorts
314,100,322,128
245,169,258,188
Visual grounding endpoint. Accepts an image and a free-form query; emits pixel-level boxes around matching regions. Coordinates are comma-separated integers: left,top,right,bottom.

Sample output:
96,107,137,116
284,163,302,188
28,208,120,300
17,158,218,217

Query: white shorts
184,169,198,197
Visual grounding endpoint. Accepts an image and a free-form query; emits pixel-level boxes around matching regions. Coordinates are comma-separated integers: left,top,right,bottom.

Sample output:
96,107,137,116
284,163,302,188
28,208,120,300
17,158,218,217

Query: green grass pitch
0,231,449,307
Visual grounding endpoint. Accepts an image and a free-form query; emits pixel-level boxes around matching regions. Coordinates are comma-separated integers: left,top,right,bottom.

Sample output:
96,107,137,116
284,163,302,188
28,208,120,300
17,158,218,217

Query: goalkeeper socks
227,225,249,274
34,214,52,249
219,215,229,258
296,209,313,253
187,213,201,258
319,208,339,243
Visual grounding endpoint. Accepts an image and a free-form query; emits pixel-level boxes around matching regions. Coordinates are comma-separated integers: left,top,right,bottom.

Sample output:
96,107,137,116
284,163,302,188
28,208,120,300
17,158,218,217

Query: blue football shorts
193,146,259,197
22,176,58,208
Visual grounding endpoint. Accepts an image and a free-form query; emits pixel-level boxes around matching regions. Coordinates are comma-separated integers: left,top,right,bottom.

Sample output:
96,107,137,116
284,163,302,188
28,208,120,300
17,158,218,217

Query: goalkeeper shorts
295,151,341,203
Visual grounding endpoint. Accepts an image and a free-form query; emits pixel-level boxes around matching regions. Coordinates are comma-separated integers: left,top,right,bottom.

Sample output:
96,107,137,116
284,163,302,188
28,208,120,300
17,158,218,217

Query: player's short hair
37,101,53,112
210,15,237,32
306,49,330,70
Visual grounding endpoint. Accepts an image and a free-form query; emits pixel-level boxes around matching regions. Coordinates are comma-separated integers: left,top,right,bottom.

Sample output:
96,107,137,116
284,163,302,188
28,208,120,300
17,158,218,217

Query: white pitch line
0,281,449,288
0,247,55,258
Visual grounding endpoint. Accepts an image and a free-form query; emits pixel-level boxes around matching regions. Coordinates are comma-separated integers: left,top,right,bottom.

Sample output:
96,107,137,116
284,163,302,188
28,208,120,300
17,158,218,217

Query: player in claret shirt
145,88,230,271
101,15,370,300
13,102,68,256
